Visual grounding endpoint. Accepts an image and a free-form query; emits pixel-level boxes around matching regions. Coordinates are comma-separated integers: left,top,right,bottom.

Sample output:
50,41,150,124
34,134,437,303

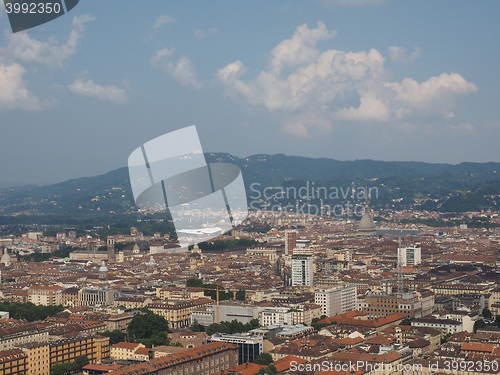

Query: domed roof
1,249,11,265
359,211,375,230
98,260,108,273
358,206,376,236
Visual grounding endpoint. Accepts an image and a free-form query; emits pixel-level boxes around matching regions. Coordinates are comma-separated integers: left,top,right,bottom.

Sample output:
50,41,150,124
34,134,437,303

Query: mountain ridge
0,153,499,219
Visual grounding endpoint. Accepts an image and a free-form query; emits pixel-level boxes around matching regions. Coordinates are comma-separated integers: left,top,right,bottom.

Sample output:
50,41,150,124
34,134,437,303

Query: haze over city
0,1,499,184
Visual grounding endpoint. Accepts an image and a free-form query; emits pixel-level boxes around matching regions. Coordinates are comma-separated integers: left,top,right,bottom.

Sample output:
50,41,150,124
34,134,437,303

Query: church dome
98,260,108,273
1,249,11,266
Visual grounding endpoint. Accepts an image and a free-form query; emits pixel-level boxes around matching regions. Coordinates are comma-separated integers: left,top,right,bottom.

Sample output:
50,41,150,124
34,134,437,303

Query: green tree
191,319,202,332
186,278,204,288
483,308,492,319
50,356,88,375
142,332,169,348
206,319,260,335
401,317,412,326
474,319,487,333
50,363,66,375
128,310,170,347
311,317,331,331
0,302,64,322
266,364,278,374
252,353,273,366
97,330,126,345
236,289,246,301
75,355,89,370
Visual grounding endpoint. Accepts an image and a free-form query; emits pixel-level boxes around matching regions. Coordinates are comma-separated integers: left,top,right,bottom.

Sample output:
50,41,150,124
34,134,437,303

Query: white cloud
217,22,477,137
153,15,174,29
3,14,95,68
0,63,41,110
150,47,202,89
388,46,422,64
281,113,333,137
194,27,219,39
68,79,128,103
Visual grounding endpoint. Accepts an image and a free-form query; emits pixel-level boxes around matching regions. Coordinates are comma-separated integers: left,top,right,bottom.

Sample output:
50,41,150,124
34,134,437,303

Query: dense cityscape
1,1,499,374
0,204,500,375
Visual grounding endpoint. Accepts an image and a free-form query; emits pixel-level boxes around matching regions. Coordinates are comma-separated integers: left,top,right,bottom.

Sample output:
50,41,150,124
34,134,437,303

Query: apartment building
315,284,357,317
49,335,110,367
28,285,63,306
291,254,313,287
0,348,27,375
78,288,114,306
431,283,492,296
106,342,239,375
260,307,294,326
146,298,213,329
292,303,322,325
208,333,263,364
110,342,145,360
105,313,133,333
411,317,463,335
363,291,426,319
114,296,153,309
0,322,50,351
155,287,205,301
19,342,50,375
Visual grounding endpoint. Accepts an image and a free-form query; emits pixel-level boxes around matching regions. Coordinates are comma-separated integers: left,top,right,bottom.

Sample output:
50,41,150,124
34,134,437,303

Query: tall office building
285,229,297,256
107,237,116,262
315,284,357,317
291,254,313,287
398,245,422,266
207,333,263,364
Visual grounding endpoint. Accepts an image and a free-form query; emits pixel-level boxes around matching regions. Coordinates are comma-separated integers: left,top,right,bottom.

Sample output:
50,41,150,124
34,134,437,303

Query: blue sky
0,0,499,183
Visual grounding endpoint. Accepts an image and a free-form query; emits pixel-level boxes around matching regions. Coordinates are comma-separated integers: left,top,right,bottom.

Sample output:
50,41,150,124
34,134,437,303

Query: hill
0,153,499,230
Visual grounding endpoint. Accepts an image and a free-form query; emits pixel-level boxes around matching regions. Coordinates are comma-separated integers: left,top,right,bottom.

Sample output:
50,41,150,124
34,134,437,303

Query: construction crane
187,286,222,324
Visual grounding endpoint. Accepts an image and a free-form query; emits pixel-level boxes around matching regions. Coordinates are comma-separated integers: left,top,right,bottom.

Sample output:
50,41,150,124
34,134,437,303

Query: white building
398,246,422,267
27,231,43,240
259,307,293,326
291,254,313,287
78,288,114,306
315,284,357,317
411,317,462,335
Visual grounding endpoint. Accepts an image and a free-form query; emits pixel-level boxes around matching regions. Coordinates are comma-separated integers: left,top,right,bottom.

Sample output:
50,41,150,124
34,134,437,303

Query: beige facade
20,342,50,375
114,296,153,309
0,324,49,351
155,287,205,301
147,298,213,329
364,292,424,319
0,349,27,375
28,285,63,306
105,313,133,333
49,335,110,367
110,342,145,360
106,342,239,375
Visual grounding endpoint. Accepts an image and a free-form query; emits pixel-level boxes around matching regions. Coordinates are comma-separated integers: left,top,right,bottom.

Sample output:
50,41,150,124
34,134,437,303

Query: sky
0,0,499,184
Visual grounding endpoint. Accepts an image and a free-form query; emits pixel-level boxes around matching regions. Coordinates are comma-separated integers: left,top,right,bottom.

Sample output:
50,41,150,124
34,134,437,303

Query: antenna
397,235,404,295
